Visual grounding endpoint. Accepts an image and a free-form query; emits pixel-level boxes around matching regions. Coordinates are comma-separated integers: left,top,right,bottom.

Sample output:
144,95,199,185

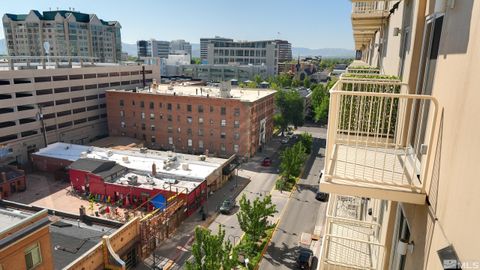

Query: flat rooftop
108,84,276,102
34,142,228,181
0,208,29,233
113,172,200,194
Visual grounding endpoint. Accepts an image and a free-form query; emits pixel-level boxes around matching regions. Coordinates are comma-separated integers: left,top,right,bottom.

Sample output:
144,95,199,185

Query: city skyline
0,0,354,49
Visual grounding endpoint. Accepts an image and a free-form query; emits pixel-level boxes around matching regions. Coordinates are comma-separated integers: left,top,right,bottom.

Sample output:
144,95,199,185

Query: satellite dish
43,41,50,54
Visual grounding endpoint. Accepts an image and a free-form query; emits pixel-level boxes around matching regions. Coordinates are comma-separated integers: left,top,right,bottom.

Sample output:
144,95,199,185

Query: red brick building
0,166,26,199
68,158,206,216
106,83,276,158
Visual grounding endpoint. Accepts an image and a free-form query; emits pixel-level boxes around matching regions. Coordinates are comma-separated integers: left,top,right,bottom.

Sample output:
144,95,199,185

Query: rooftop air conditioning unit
181,163,189,171
199,155,206,161
167,151,173,157
122,156,129,163
80,152,87,158
107,151,113,157
140,147,147,153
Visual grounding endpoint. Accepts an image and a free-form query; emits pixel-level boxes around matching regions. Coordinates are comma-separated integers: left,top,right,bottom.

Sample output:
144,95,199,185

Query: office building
164,64,268,82
206,39,279,76
2,9,122,63
0,59,160,165
275,39,292,62
319,1,480,269
137,39,170,59
169,39,192,57
106,82,276,158
200,36,233,62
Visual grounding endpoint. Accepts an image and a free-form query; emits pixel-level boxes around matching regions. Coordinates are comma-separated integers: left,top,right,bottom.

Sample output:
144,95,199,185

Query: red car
262,157,272,167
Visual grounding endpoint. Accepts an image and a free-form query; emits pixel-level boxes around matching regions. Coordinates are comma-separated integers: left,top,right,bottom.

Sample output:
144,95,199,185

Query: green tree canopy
237,194,277,245
275,89,305,132
303,77,311,89
299,132,313,154
186,225,237,270
280,142,308,180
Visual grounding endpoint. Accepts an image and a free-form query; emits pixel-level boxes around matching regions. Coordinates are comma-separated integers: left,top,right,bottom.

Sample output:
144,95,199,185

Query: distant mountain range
0,39,354,58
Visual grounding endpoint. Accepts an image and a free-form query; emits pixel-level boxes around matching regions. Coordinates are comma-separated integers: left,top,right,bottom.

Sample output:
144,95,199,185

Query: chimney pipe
152,162,157,176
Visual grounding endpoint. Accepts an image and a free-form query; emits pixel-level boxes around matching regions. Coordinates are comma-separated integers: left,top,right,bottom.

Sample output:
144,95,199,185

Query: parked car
297,248,314,269
315,190,329,202
262,157,272,167
220,198,235,214
281,137,290,144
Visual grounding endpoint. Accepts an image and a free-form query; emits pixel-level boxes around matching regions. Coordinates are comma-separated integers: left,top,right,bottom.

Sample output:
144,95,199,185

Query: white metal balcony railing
320,194,385,270
322,76,438,203
352,1,389,16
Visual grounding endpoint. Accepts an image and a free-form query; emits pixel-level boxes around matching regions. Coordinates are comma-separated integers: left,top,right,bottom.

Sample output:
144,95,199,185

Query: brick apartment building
106,83,276,158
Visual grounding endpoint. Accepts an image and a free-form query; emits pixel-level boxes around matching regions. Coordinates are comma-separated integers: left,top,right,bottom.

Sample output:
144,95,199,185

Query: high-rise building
169,39,192,57
206,40,279,76
200,36,233,62
318,1,480,269
106,83,275,158
2,10,122,63
137,39,170,59
275,40,292,62
0,59,160,165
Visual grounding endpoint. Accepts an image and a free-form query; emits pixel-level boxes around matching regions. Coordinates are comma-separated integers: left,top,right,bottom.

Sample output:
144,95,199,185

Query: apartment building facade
169,39,192,57
319,1,480,269
0,61,159,165
137,39,171,59
275,39,292,62
2,10,122,63
206,40,279,76
167,64,268,82
106,84,275,158
200,36,233,62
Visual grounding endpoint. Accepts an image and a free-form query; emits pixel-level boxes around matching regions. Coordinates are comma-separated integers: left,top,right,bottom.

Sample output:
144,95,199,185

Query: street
259,125,328,270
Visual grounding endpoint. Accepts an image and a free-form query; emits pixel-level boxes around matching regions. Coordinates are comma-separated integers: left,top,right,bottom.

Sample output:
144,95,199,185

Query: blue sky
1,0,353,49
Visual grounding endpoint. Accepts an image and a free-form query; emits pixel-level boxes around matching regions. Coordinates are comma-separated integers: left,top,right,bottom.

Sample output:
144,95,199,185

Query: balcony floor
323,222,376,270
322,144,426,204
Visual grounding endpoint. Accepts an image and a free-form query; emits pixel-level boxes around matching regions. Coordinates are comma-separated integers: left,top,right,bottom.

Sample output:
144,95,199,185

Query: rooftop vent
122,156,129,163
140,147,147,153
181,163,189,171
107,150,113,157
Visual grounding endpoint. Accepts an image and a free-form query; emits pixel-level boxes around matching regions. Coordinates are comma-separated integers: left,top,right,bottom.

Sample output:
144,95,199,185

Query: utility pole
37,104,48,148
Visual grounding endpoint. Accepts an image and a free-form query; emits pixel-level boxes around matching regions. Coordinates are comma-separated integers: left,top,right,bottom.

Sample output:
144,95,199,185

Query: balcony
351,1,390,48
320,195,386,270
346,63,380,75
320,76,438,204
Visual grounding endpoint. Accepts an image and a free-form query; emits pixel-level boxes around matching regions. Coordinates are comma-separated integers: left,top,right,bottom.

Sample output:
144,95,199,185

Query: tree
191,57,202,65
292,78,301,87
186,225,237,270
273,114,286,131
280,142,307,180
303,77,311,89
237,194,277,246
254,74,262,85
299,132,313,154
275,89,305,133
311,84,328,123
247,81,258,89
314,95,330,123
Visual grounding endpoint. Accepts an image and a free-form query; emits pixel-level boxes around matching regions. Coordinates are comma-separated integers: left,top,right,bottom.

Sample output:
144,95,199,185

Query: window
168,126,173,133
221,119,226,127
141,123,146,130
120,110,125,117
187,128,192,135
25,243,42,270
221,107,226,115
234,133,240,140
199,117,204,124
234,120,240,128
210,119,214,125
187,104,192,112
119,99,124,106
151,136,156,143
220,143,226,152
167,115,172,121
234,144,239,153
234,108,240,116
188,139,192,147
198,129,204,136
198,105,204,113
132,100,135,106
121,122,126,128
140,101,145,108
149,102,154,109
150,113,155,120
168,137,173,144
199,140,204,148
220,132,226,139
187,117,192,124
177,104,181,110
141,112,145,119
167,103,172,111
151,124,155,131
210,106,214,112
159,102,163,108
159,114,163,120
